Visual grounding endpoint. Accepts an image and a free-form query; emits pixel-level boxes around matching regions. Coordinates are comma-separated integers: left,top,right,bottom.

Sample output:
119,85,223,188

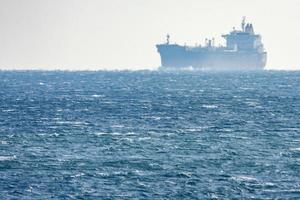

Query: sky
0,0,299,70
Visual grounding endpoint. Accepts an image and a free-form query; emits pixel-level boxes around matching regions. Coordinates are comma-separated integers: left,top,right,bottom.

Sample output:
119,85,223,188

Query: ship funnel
249,24,254,34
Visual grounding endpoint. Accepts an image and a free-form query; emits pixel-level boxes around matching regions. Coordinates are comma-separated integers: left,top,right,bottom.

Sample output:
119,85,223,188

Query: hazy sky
0,0,299,70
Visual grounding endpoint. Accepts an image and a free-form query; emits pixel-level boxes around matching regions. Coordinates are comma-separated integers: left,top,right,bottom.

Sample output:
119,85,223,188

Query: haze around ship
0,0,299,70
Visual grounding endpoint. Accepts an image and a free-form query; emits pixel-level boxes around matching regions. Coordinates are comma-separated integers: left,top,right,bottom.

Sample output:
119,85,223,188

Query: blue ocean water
0,71,299,199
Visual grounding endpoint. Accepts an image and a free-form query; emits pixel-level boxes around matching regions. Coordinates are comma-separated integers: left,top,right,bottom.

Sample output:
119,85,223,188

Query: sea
0,70,299,199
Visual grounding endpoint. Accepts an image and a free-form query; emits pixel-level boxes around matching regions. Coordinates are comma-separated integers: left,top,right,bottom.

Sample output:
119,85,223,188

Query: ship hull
157,44,267,71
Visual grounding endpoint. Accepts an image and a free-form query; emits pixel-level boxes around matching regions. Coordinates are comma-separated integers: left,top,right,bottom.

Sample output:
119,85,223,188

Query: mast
166,34,170,45
241,16,246,32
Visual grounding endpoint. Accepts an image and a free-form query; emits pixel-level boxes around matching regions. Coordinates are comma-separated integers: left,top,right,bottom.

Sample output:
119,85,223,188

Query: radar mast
166,34,170,45
241,16,246,32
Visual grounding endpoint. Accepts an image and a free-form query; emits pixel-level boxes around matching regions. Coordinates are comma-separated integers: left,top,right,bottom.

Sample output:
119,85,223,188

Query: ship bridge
222,18,264,52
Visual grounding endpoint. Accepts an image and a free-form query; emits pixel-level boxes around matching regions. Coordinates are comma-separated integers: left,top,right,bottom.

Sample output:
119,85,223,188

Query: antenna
166,34,170,44
241,16,246,32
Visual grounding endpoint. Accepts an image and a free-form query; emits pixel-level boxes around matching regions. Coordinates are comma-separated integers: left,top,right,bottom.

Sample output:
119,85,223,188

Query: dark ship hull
156,18,267,71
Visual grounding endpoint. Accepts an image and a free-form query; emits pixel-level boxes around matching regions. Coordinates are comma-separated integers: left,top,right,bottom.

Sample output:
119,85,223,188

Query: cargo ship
156,18,267,70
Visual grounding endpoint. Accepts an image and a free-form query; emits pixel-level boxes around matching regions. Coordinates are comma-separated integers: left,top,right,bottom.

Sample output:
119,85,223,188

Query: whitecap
186,127,203,132
56,121,88,125
122,138,134,142
125,132,136,135
94,132,109,136
110,124,124,128
245,101,260,107
94,132,122,136
91,94,104,98
231,175,257,182
263,189,300,193
263,182,276,187
165,180,176,185
0,155,16,161
2,109,15,112
137,137,151,141
240,87,254,90
0,141,8,145
202,105,218,109
97,172,109,177
52,133,60,137
71,173,85,178
180,171,193,178
221,128,233,132
26,186,33,193
290,147,300,151
137,181,148,187
134,170,147,176
147,116,161,121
